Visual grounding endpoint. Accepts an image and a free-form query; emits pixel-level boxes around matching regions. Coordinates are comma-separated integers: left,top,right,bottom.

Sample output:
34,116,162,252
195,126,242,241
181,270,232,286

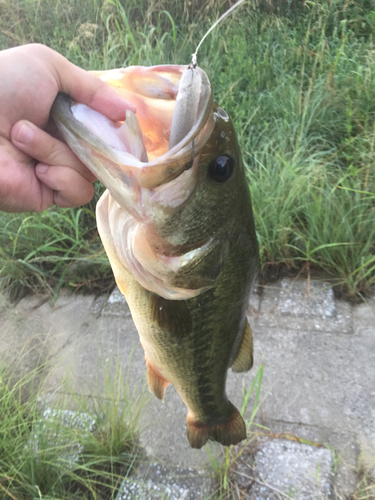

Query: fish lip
52,65,214,190
52,93,118,162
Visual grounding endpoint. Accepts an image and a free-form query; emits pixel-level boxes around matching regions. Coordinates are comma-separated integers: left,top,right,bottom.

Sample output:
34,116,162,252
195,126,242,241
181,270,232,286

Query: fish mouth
52,65,214,207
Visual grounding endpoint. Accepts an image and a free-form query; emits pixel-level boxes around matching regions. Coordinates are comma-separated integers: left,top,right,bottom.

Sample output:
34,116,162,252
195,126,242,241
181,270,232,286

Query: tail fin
186,406,246,449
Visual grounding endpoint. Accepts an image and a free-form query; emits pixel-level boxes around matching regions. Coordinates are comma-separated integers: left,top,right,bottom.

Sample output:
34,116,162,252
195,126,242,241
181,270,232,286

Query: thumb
47,48,136,121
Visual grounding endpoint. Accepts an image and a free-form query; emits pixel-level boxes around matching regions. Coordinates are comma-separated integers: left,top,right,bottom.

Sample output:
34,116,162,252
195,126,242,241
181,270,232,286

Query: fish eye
208,155,234,183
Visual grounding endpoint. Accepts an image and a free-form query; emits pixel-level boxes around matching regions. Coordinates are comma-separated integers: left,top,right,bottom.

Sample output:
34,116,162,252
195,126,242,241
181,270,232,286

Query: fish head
52,65,256,299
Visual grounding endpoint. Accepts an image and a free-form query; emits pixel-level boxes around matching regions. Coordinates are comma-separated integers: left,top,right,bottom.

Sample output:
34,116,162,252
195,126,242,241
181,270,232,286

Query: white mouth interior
71,67,203,165
72,105,148,162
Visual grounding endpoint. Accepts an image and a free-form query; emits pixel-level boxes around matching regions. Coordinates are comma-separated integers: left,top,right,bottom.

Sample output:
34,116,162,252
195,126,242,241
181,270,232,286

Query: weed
1,0,375,298
0,196,113,300
351,460,375,500
0,353,147,500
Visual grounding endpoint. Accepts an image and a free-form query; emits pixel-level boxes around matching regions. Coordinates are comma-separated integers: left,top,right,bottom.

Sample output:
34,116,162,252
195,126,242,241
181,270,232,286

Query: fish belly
124,278,248,449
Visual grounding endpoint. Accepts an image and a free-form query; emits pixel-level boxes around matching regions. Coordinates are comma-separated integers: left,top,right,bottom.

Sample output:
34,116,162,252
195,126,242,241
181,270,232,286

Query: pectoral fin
231,321,253,373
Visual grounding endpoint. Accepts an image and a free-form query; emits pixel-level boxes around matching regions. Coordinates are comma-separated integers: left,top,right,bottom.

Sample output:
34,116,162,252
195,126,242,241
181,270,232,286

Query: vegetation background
1,1,375,497
0,0,375,301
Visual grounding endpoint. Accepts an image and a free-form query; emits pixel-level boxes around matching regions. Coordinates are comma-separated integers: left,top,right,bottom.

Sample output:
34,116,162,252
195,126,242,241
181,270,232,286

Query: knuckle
39,136,74,169
44,140,62,165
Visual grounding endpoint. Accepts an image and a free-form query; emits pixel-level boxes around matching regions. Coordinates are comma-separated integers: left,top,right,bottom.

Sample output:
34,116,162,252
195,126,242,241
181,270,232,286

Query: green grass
351,461,375,500
0,185,113,301
1,0,375,299
0,357,147,500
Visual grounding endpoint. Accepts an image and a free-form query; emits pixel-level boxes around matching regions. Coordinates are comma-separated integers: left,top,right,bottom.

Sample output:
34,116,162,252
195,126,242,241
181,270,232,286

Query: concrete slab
228,326,375,443
0,292,94,377
1,277,374,498
257,279,353,333
234,438,334,500
353,294,375,333
117,462,215,500
42,305,147,399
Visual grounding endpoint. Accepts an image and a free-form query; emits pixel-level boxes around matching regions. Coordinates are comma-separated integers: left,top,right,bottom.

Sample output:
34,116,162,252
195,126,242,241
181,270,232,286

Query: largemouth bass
52,65,259,449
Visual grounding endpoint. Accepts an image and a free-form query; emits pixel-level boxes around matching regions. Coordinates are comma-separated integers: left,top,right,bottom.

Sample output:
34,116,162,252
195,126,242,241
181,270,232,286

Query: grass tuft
351,460,375,500
0,355,147,500
1,0,375,298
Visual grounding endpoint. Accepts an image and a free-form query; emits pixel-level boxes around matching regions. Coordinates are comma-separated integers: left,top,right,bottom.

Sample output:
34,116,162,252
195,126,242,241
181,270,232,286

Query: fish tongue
169,67,202,149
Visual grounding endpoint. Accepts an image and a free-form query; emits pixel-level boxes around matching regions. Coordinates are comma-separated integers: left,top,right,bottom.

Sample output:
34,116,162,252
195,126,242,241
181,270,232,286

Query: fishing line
189,0,247,68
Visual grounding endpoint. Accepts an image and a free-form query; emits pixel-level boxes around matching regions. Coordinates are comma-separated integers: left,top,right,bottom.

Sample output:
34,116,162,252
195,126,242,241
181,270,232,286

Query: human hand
0,43,135,213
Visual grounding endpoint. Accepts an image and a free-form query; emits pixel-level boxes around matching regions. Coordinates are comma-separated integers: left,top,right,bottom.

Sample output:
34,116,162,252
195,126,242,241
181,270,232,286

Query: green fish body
52,65,259,448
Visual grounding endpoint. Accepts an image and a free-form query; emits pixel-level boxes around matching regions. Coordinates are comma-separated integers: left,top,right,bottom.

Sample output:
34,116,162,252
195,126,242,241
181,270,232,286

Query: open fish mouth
52,65,214,214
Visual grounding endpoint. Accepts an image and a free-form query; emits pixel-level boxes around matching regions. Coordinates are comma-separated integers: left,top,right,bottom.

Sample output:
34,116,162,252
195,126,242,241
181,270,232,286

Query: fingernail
16,123,34,144
36,164,49,174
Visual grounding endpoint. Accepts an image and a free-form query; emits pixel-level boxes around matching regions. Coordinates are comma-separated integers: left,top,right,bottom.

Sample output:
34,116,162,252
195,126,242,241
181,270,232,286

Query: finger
35,163,95,208
48,48,136,121
0,140,52,213
11,120,96,183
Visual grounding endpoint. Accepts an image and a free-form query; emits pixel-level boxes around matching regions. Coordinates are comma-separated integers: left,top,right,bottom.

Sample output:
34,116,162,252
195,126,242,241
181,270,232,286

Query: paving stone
29,408,96,466
257,279,353,333
249,439,333,499
249,419,359,499
353,293,375,333
116,462,215,500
